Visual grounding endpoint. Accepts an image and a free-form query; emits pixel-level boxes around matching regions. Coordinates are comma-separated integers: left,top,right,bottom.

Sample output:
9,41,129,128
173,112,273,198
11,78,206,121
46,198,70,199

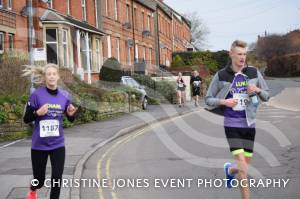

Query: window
0,0,3,8
135,44,138,61
134,8,137,29
81,0,86,21
62,29,68,67
147,15,151,31
89,37,92,69
0,32,4,54
114,0,118,20
127,45,131,65
105,0,108,16
107,35,111,58
47,0,53,9
142,12,144,30
67,0,70,15
8,0,12,10
95,39,101,72
8,34,14,50
80,32,92,71
46,28,58,64
116,38,120,62
80,32,87,70
143,46,146,62
126,4,130,22
149,48,152,64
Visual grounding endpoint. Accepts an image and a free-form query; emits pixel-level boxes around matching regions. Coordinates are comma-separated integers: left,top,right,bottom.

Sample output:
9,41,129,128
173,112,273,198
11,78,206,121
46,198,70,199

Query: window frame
116,38,120,62
81,0,87,21
147,15,151,31
62,29,69,67
126,4,130,23
142,12,145,30
47,0,53,9
8,33,14,50
67,0,70,15
45,28,59,64
127,45,131,65
0,32,4,54
95,38,101,72
114,0,118,21
7,0,12,10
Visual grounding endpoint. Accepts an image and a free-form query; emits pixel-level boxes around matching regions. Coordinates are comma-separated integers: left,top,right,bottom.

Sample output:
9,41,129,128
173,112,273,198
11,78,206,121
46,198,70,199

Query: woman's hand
221,98,238,108
66,104,77,117
36,104,49,116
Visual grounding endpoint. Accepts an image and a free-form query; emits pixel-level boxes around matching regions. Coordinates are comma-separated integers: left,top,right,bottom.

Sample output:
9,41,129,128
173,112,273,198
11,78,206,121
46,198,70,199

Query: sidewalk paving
0,103,199,199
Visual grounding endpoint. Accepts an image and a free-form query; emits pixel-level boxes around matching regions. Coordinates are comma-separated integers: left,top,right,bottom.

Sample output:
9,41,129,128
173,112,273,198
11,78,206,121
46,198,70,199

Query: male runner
205,40,270,199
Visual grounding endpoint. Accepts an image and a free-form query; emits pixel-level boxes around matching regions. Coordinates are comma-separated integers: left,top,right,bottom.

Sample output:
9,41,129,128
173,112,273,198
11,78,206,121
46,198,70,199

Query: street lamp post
28,0,35,94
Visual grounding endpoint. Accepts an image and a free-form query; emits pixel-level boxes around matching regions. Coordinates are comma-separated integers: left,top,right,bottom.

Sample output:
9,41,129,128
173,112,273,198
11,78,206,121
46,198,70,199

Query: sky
164,0,300,51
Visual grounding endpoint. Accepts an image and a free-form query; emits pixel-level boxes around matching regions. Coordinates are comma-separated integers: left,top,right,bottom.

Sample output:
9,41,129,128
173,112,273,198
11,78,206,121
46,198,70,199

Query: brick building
102,0,157,75
0,0,192,83
155,0,191,67
0,0,28,54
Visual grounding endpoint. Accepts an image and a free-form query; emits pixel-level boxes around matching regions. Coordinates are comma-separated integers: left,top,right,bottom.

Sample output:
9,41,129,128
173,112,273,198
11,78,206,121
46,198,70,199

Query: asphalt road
80,79,300,199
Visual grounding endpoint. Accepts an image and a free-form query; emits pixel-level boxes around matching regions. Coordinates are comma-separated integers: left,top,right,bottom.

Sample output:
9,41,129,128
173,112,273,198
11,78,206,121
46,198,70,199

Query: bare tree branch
184,12,209,50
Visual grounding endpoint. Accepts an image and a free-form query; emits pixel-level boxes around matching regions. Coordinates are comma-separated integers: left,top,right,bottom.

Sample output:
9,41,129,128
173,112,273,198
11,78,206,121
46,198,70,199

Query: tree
184,12,209,50
255,34,292,61
171,55,184,67
99,57,122,82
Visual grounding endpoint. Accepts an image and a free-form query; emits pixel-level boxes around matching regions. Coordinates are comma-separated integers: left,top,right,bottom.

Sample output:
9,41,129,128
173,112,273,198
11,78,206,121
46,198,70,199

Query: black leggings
30,147,65,199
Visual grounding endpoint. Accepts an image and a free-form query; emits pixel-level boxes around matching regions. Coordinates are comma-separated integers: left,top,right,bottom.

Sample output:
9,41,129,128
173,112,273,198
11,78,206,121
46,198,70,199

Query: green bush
211,50,229,69
156,80,177,103
0,95,28,124
99,57,122,82
172,51,219,73
148,97,160,105
171,55,185,67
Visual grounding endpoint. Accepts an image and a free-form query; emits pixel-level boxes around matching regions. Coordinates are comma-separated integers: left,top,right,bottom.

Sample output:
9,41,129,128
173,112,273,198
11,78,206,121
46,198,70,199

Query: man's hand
247,84,261,94
221,98,238,108
67,104,77,117
36,104,49,116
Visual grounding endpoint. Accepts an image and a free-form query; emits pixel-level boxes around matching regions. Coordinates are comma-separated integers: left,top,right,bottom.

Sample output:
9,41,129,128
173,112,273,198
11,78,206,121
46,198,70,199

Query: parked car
121,76,148,110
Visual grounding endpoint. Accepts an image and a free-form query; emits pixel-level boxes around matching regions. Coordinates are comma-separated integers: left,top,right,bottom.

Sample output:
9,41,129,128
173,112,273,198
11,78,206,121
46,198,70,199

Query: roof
155,0,191,28
155,0,172,18
136,0,156,11
40,9,105,35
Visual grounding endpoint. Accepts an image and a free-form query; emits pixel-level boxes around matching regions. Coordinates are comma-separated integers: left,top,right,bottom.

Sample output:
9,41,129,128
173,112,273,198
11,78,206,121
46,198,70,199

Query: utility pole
28,0,34,93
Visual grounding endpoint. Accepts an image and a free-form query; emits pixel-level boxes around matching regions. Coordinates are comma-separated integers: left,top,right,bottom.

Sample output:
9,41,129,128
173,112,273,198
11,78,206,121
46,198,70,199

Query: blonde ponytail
22,64,60,85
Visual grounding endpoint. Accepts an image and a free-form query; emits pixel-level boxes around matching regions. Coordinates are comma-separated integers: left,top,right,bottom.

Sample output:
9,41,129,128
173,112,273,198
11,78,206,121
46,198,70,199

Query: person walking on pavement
205,40,270,199
176,72,186,107
190,70,202,107
23,64,77,199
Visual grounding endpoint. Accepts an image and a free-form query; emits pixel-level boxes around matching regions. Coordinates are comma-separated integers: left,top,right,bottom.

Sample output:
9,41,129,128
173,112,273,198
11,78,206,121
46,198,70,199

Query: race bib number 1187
39,120,60,137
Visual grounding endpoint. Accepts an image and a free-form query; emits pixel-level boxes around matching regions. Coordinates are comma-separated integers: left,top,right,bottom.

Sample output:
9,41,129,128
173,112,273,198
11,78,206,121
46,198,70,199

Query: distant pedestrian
176,72,186,107
190,70,202,107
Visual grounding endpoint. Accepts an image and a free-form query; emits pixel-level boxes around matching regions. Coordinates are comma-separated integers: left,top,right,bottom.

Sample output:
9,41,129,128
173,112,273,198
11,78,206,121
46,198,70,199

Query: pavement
0,103,198,199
